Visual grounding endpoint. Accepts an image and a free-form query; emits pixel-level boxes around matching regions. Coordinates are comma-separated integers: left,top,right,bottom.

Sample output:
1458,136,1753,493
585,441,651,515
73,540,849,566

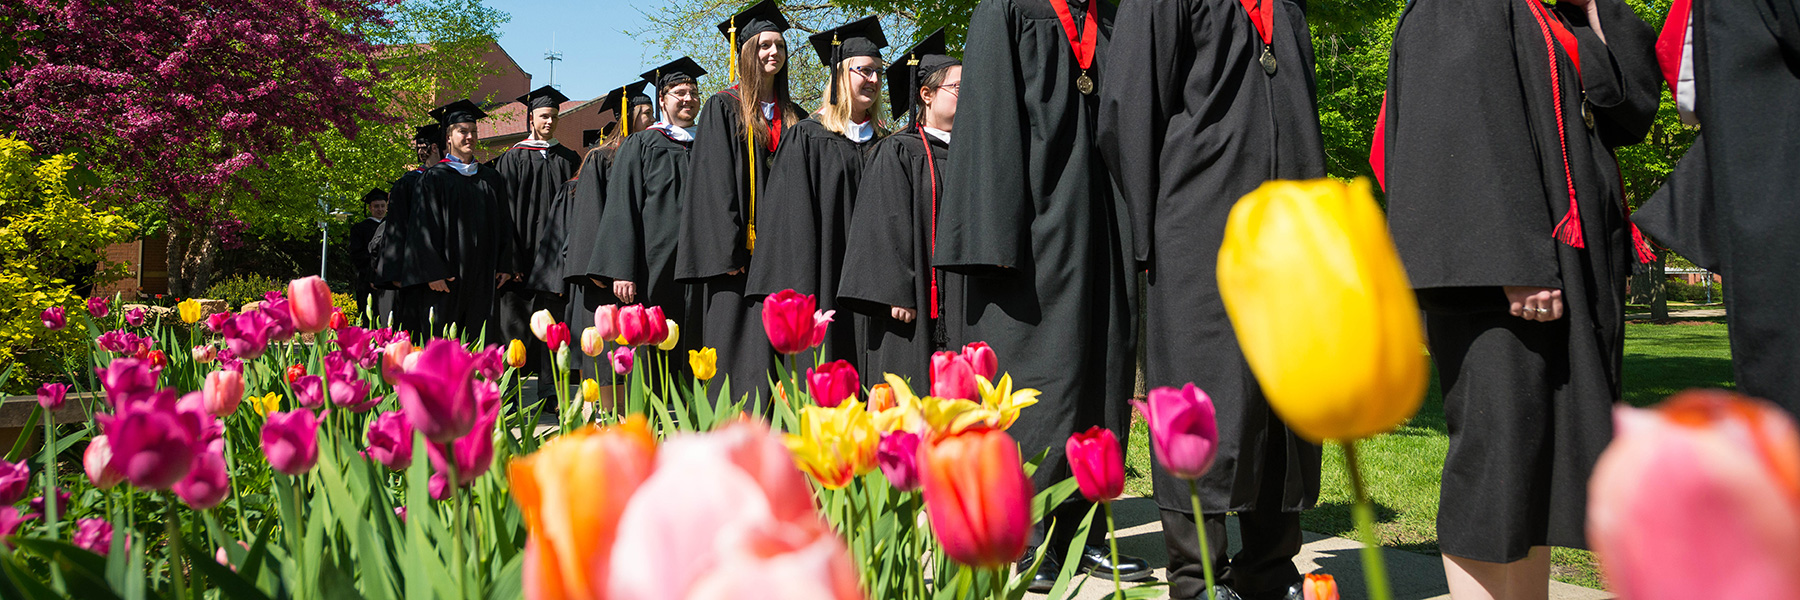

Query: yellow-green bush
0,136,137,392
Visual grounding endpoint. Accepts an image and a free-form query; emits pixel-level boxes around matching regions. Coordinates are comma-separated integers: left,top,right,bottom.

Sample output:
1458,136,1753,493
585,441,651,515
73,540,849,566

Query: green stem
450,462,467,600
166,497,187,600
1189,479,1218,598
41,409,58,538
1105,502,1123,599
992,565,1008,600
281,474,305,600
1344,441,1393,600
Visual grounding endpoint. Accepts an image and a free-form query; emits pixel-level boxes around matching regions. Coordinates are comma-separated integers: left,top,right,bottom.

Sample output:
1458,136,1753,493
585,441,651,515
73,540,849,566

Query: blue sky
481,0,666,102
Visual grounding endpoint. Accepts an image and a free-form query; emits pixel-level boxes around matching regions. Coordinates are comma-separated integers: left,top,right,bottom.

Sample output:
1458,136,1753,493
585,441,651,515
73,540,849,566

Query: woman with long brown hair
675,0,802,400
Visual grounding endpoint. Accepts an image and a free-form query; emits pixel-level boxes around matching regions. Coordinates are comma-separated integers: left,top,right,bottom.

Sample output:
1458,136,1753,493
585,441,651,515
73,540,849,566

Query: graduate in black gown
349,188,392,323
745,17,889,369
561,82,654,378
492,85,580,393
1377,0,1659,595
378,123,444,333
932,0,1146,589
838,30,960,388
1097,0,1324,597
403,99,517,340
1632,0,1800,418
676,0,803,401
596,58,707,374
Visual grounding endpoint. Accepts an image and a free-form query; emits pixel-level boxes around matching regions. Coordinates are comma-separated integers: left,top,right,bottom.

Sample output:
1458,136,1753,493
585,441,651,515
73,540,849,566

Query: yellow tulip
581,378,600,403
977,373,1039,431
688,347,717,381
251,392,282,417
1216,178,1428,443
657,321,680,351
506,339,528,369
783,400,879,489
873,374,928,434
177,299,203,324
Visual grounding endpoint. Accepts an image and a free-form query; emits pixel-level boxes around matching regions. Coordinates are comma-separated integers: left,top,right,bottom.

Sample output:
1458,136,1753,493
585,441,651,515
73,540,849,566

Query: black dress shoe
1079,544,1154,582
1280,582,1303,600
1198,584,1244,600
1016,554,1059,594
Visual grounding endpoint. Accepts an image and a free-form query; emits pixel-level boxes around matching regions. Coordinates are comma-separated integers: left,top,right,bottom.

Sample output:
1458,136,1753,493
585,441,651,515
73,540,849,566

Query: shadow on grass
1621,354,1736,407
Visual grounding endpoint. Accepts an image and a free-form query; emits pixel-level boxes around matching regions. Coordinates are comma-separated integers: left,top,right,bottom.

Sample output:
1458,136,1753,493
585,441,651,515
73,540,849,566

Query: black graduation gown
1632,0,1800,417
1380,0,1660,562
1098,0,1324,517
744,117,875,368
348,217,389,317
378,168,427,332
491,143,580,371
838,128,956,387
559,147,618,378
677,90,797,399
933,0,1138,544
596,128,702,370
402,161,516,341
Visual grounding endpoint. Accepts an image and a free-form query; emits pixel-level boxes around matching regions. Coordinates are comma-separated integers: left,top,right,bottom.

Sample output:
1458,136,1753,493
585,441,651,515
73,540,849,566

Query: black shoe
1279,582,1303,600
1199,584,1244,600
1016,553,1058,594
1079,544,1154,582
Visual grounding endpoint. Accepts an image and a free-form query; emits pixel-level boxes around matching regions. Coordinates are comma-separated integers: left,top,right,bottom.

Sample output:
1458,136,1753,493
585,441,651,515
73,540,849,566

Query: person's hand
495,273,513,288
428,279,450,293
614,280,637,304
891,306,916,323
727,266,746,276
1504,286,1564,322
590,276,607,288
390,281,402,287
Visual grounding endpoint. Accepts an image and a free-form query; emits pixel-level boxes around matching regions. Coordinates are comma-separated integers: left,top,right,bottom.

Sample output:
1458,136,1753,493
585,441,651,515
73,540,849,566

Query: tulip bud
545,323,571,351
287,276,333,334
594,304,621,342
506,339,527,369
1131,384,1220,480
84,435,125,489
762,290,821,355
40,306,67,331
920,429,1032,569
582,378,600,403
36,383,68,411
960,342,997,381
805,360,861,408
203,370,245,417
327,309,347,331
930,351,980,401
876,431,921,492
177,299,203,324
689,347,718,381
262,410,322,476
1066,426,1125,503
657,320,680,351
530,309,556,341
86,296,110,318
581,326,605,356
610,347,634,375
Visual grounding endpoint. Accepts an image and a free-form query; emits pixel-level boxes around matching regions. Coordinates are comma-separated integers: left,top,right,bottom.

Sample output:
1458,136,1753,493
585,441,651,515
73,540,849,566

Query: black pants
1159,508,1302,600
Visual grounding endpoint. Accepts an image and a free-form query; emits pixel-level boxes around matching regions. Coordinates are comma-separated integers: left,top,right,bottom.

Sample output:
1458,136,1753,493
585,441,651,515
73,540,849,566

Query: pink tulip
262,410,322,476
73,518,114,556
363,411,415,471
84,435,125,489
173,440,230,510
809,310,833,349
610,347,634,375
0,507,39,549
389,340,480,443
474,344,506,380
545,322,571,351
292,375,325,410
1131,384,1221,480
257,294,297,341
607,421,859,600
762,289,822,355
223,310,276,360
426,395,499,494
381,339,413,385
961,342,998,381
191,344,217,364
205,311,231,334
126,306,146,326
806,360,861,408
36,382,68,411
40,306,66,331
95,358,162,407
334,326,379,368
617,305,657,346
0,460,27,505
645,306,669,345
95,398,208,490
1067,426,1125,503
595,304,621,342
30,488,69,517
86,296,110,318
930,351,980,401
202,370,244,417
876,431,922,492
287,276,332,334
1589,390,1800,600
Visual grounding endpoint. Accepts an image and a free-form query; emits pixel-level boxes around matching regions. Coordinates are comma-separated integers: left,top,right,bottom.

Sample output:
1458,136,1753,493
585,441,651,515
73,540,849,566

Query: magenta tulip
96,358,161,407
84,435,125,489
173,440,230,510
1067,426,1125,503
86,296,110,318
1131,384,1220,480
876,431,922,492
645,305,669,345
930,351,979,401
262,410,322,476
473,344,505,381
73,518,114,556
618,305,658,346
334,326,379,368
95,400,208,490
292,375,325,410
389,339,480,443
36,382,68,410
609,346,634,375
205,311,232,334
258,295,297,341
595,304,621,342
545,322,571,351
762,289,822,355
961,341,998,381
1589,390,1800,599
202,370,244,417
426,395,499,494
126,306,146,326
223,310,276,360
806,360,861,408
363,411,415,470
40,306,66,331
0,460,28,505
0,507,38,549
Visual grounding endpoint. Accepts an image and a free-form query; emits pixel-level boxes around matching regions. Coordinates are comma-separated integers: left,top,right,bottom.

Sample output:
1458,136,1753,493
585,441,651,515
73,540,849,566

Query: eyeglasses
935,83,960,94
848,65,882,80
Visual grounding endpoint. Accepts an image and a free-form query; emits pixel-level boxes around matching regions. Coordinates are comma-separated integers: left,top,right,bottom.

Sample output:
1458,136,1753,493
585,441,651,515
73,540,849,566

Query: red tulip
40,306,66,331
73,519,114,556
36,383,68,411
328,309,347,331
262,409,322,476
288,276,333,334
172,440,230,510
145,349,168,369
919,428,1033,569
876,431,922,492
961,341,997,381
389,339,480,443
84,435,125,489
363,411,415,471
86,296,110,318
1131,383,1220,480
0,460,27,505
202,370,244,417
806,360,861,408
1589,390,1800,599
545,322,571,351
645,306,669,345
617,305,665,346
762,289,826,355
930,351,979,401
1067,426,1125,503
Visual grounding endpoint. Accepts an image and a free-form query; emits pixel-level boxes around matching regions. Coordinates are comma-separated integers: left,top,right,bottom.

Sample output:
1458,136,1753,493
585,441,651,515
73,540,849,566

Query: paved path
1624,307,1725,320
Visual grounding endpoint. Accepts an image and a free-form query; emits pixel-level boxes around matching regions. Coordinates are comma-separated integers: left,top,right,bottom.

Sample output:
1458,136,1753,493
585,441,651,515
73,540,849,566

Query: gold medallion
1077,71,1095,95
1260,46,1278,75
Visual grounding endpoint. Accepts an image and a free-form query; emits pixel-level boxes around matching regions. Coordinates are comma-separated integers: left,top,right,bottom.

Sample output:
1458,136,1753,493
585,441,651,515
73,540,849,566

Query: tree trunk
166,225,217,298
1651,250,1670,321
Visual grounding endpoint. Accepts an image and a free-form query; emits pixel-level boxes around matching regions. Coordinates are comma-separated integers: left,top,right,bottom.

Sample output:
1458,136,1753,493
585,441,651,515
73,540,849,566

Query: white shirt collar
922,126,951,145
761,101,775,121
845,119,874,143
650,121,694,142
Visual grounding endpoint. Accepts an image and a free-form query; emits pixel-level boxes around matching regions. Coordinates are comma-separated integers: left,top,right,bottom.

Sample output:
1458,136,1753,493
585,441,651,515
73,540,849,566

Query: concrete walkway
1047,498,1611,600
1623,307,1725,320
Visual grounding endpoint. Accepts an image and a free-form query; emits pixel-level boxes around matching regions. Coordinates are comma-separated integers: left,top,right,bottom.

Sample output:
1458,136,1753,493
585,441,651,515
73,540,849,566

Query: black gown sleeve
1563,0,1660,148
485,170,518,283
596,135,650,287
934,0,1033,277
677,93,752,280
1384,0,1563,292
745,124,822,298
839,137,920,313
375,172,416,285
1632,133,1720,270
1097,0,1183,268
403,171,453,287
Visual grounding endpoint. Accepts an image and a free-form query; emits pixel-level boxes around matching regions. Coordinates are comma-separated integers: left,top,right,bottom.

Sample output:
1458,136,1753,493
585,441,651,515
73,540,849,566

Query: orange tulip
867,383,897,413
508,416,658,600
919,428,1032,569
1588,390,1800,600
1303,573,1339,600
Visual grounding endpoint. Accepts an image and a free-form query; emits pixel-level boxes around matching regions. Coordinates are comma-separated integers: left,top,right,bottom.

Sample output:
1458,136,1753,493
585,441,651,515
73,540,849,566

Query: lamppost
317,194,351,280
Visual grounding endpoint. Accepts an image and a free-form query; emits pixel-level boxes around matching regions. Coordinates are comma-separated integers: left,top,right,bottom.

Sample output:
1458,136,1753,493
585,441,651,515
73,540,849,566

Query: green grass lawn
1123,318,1735,590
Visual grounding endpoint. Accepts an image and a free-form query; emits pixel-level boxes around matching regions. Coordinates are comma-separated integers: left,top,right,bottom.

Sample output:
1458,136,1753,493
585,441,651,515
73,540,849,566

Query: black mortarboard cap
810,17,888,105
430,99,487,125
582,128,604,148
516,85,570,111
598,81,652,116
641,57,708,94
717,0,789,42
888,29,960,119
362,188,389,203
412,123,444,143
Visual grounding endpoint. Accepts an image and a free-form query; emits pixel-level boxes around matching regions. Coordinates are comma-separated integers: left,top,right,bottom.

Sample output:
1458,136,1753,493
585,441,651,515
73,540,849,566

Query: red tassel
1551,195,1585,249
1629,222,1657,263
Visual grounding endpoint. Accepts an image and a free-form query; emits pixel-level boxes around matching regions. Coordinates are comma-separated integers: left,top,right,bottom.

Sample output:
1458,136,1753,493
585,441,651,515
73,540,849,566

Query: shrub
204,274,284,309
